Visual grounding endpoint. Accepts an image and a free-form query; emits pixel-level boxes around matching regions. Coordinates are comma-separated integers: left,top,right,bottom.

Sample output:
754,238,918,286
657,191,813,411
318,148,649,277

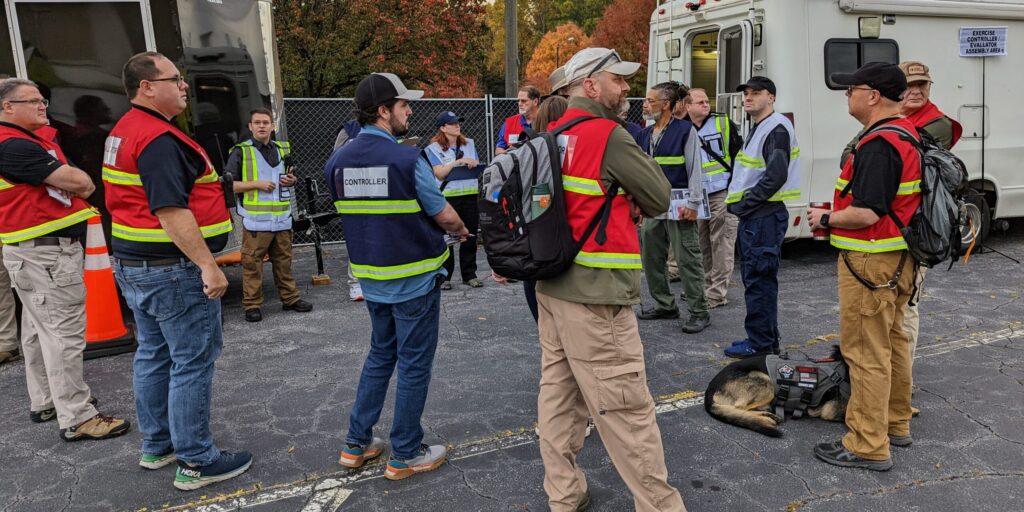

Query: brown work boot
60,413,130,442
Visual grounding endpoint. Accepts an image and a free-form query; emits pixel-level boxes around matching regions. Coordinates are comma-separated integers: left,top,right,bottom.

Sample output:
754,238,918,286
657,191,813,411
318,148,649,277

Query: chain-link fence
283,97,648,244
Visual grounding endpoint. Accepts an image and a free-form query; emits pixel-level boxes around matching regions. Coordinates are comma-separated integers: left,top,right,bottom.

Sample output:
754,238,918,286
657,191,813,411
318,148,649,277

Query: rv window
823,39,898,89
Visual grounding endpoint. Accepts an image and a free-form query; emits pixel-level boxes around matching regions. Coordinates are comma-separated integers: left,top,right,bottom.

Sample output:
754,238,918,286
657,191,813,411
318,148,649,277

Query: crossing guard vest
103,107,231,244
830,118,922,253
230,138,293,232
329,132,447,280
502,114,530,147
0,125,98,243
636,117,692,188
696,113,733,194
424,139,479,197
726,112,801,204
549,108,639,269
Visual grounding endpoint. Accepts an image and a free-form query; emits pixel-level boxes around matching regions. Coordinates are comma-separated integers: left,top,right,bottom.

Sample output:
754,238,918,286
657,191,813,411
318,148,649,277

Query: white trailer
647,0,1024,240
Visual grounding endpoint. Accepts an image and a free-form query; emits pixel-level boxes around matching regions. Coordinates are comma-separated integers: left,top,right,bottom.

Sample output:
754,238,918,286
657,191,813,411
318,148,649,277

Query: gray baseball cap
562,48,641,85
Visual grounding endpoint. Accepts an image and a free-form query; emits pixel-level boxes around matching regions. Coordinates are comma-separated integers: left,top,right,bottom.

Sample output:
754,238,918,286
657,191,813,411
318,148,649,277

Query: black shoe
889,434,913,447
681,314,710,334
244,309,262,322
31,395,98,423
814,440,893,471
637,308,680,320
282,299,313,312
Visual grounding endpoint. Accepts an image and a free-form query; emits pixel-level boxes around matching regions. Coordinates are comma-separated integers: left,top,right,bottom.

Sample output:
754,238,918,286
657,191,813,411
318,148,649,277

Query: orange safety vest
548,108,640,269
103,107,230,244
0,124,97,243
831,118,922,253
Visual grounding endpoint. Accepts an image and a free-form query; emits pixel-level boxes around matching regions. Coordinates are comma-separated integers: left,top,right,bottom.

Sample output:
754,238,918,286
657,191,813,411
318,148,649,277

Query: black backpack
849,125,972,268
477,116,618,280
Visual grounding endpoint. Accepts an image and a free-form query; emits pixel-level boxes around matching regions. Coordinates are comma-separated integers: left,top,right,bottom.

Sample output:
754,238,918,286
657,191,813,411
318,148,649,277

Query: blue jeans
346,283,441,460
738,210,789,351
115,261,222,465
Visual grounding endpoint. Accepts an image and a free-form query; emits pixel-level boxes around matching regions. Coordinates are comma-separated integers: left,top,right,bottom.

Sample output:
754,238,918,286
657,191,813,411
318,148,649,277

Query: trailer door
716,20,753,133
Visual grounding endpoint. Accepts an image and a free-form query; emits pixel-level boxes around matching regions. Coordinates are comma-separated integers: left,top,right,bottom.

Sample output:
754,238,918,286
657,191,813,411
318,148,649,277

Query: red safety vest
830,118,922,253
103,107,230,243
0,125,97,243
502,114,529,146
34,124,60,144
549,108,640,269
904,100,962,149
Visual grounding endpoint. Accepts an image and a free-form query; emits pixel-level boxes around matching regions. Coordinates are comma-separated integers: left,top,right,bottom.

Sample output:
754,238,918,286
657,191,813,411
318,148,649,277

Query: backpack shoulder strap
549,115,599,136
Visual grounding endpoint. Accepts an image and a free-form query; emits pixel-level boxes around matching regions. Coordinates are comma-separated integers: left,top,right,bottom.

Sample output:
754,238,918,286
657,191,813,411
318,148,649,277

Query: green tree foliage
275,0,490,98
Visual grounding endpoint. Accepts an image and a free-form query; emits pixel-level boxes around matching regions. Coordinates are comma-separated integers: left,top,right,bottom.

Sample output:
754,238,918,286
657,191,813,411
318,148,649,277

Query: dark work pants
738,209,789,351
442,195,479,282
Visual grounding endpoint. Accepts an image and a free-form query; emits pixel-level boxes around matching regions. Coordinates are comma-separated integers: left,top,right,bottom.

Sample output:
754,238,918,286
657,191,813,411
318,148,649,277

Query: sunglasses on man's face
587,51,622,79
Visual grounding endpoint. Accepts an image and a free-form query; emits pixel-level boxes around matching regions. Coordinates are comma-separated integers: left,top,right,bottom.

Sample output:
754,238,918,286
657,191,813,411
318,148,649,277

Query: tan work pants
3,239,97,428
0,244,19,353
697,190,738,304
536,291,686,512
903,267,926,366
241,229,300,309
838,251,914,460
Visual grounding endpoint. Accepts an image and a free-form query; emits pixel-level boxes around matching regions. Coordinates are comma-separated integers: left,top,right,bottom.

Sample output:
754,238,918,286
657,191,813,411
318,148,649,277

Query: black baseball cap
735,76,776,96
354,73,423,111
435,111,463,127
830,62,907,102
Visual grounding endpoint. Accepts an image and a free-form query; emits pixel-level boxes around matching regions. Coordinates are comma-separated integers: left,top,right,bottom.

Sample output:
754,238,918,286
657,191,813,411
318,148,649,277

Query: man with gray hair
0,77,129,440
536,48,687,511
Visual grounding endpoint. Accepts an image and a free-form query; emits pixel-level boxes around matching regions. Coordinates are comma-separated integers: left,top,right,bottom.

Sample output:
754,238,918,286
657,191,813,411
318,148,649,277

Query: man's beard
389,116,409,137
642,111,662,122
518,106,528,115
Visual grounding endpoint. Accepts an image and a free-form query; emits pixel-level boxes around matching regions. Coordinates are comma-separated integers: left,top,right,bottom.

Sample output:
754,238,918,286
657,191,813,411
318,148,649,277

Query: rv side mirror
858,17,881,39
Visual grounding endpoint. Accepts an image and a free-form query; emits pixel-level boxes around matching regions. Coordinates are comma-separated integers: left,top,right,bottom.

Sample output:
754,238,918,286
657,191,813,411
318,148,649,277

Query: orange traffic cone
83,216,136,359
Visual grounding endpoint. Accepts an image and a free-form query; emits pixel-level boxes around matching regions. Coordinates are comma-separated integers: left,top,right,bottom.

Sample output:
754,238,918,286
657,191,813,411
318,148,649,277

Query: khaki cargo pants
3,239,98,428
838,250,914,460
241,229,301,310
536,291,686,512
697,190,738,304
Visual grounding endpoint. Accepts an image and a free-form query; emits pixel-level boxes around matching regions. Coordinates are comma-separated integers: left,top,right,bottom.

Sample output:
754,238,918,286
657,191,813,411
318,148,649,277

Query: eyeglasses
845,85,874,96
642,98,664,105
7,98,48,107
147,75,185,86
587,50,621,78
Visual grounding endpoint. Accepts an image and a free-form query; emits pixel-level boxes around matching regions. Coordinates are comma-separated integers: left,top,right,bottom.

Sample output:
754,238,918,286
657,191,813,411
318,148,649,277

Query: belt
8,237,69,247
115,257,190,268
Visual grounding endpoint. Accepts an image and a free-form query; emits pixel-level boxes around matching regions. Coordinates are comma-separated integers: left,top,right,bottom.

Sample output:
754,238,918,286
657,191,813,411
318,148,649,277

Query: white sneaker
384,444,447,480
349,285,364,302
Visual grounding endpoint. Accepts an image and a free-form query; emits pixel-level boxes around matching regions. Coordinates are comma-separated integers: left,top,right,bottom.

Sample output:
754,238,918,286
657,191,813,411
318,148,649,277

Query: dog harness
766,353,851,421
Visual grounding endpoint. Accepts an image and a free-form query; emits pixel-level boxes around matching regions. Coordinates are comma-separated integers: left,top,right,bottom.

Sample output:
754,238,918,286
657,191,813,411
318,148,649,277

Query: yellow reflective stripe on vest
835,177,850,192
897,180,921,195
562,175,626,197
102,167,218,186
574,251,642,269
654,155,685,165
334,200,422,215
770,189,801,201
442,188,478,197
703,161,727,175
350,251,447,280
241,146,259,204
0,207,99,244
0,178,13,190
725,190,744,203
243,203,291,215
111,219,232,243
830,234,908,252
102,167,143,186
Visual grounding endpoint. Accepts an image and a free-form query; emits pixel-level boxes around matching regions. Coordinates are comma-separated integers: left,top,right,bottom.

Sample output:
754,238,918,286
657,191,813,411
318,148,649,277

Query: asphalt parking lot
2,224,1022,512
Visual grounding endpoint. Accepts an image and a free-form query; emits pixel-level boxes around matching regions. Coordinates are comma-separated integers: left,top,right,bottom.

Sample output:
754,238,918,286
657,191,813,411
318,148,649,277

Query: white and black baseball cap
355,73,424,111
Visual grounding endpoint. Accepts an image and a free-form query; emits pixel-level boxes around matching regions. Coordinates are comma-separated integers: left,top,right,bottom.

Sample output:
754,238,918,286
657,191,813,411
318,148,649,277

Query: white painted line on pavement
171,326,1017,511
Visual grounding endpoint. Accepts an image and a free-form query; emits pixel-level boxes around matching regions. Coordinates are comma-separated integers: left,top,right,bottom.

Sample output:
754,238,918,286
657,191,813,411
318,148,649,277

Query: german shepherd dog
704,345,850,437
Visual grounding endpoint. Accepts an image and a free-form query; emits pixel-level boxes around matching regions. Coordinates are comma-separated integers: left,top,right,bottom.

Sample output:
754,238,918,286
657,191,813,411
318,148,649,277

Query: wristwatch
820,213,831,228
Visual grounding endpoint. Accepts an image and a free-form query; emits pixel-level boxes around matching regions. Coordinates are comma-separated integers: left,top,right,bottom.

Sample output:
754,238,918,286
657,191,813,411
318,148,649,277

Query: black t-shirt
0,122,86,239
848,118,903,217
112,106,228,260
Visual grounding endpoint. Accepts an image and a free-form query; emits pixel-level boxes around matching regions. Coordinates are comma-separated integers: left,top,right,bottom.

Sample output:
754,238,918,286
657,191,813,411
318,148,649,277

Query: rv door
716,21,753,133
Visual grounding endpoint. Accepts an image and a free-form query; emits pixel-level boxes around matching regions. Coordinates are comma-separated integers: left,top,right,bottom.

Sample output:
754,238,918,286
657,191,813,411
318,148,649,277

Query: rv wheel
962,192,990,246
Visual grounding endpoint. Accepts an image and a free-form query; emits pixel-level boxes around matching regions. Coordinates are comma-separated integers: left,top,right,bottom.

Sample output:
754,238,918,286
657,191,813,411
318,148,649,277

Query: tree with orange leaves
591,0,656,92
524,23,590,93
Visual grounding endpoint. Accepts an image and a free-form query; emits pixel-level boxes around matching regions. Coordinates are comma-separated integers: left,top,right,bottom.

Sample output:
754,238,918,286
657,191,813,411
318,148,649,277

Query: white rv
647,0,1024,240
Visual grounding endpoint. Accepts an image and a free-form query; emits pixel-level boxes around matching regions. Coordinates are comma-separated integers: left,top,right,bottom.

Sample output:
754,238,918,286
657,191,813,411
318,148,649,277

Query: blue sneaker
724,341,774,359
729,339,781,354
174,451,253,491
